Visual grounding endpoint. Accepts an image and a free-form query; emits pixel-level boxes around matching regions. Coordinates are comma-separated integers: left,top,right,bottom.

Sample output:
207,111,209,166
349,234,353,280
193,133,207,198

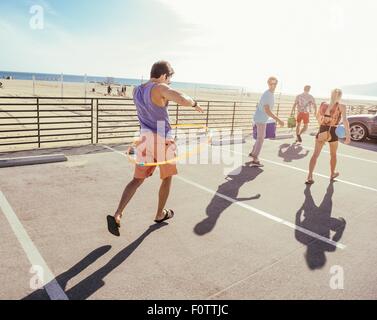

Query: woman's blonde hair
330,88,342,106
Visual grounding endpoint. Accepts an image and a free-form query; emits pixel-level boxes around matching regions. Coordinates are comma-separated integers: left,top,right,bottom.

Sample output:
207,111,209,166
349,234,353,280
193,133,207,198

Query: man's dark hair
150,61,174,79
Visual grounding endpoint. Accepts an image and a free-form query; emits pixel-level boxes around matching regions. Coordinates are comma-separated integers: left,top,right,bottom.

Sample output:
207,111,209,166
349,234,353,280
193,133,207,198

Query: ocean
2,71,377,102
342,94,377,102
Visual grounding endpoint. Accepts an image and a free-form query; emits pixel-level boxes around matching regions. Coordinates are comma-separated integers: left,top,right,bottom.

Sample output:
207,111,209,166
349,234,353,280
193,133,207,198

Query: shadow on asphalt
194,163,263,236
278,143,310,162
295,182,347,270
23,223,167,300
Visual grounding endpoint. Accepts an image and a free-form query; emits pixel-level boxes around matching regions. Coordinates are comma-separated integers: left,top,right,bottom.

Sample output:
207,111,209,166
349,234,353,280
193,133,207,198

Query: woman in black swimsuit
306,89,351,184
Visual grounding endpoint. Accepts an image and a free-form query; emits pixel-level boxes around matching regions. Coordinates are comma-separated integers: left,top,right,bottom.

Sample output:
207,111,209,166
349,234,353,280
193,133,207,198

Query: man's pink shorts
133,132,178,180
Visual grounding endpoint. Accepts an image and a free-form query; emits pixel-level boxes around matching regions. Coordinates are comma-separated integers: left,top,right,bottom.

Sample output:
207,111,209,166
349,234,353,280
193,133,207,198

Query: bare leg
296,123,301,137
114,178,145,224
300,124,309,135
329,141,339,178
307,139,325,181
155,176,173,221
250,123,266,161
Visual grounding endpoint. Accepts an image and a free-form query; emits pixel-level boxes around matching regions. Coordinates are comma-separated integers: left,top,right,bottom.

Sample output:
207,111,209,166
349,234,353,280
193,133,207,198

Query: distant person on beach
107,85,112,95
0,82,3,89
249,77,285,167
305,89,351,185
107,60,204,236
291,85,317,143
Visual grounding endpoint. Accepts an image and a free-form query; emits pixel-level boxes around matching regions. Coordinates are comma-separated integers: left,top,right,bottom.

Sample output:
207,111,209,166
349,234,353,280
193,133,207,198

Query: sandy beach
0,79,134,99
0,78,261,103
1,78,377,106
0,79,376,153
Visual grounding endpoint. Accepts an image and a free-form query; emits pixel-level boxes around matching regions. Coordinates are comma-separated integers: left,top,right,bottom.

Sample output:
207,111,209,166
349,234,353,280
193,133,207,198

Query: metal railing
0,96,375,152
96,99,256,143
0,97,93,150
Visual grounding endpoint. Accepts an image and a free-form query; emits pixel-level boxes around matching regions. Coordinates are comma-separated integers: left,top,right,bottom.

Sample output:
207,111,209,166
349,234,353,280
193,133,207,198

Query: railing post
96,99,99,144
37,98,40,148
276,101,280,117
231,102,236,135
175,103,179,140
91,98,94,144
205,101,210,128
175,103,179,125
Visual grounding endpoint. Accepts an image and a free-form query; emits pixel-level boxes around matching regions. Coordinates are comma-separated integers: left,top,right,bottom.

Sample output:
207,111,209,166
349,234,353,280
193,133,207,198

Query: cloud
1,0,376,95
0,11,188,79
0,20,14,34
155,0,377,94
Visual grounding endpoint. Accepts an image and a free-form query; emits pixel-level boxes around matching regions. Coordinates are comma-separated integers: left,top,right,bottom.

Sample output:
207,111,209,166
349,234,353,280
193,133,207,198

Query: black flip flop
250,161,264,167
154,209,174,224
305,180,315,185
107,215,120,237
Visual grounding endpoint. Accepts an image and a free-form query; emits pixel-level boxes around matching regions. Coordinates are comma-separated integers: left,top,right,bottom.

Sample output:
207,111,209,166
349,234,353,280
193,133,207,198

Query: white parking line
230,149,377,193
266,138,377,165
0,191,68,300
104,145,346,250
176,175,346,250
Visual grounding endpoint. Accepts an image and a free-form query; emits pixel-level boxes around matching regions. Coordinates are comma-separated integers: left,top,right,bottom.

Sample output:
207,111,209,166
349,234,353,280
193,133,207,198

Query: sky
1,0,377,95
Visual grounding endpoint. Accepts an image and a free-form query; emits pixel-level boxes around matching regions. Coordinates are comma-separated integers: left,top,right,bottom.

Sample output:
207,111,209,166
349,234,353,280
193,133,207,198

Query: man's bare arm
313,103,317,115
291,100,297,114
264,105,284,126
312,98,317,115
159,85,203,113
160,85,195,107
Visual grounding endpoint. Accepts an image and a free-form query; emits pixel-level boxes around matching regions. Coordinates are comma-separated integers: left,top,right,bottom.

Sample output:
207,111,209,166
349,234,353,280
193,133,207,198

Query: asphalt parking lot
1,134,376,300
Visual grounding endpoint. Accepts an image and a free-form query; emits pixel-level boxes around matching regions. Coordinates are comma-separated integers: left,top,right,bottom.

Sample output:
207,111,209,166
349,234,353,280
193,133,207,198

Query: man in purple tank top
107,61,203,236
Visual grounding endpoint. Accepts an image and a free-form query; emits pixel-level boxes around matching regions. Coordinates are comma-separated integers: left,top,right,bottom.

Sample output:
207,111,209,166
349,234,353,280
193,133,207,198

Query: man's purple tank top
133,82,172,138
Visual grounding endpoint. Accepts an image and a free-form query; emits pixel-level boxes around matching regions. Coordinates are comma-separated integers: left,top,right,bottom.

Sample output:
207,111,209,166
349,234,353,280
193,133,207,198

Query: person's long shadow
278,143,310,162
295,183,346,270
23,223,166,300
194,163,263,236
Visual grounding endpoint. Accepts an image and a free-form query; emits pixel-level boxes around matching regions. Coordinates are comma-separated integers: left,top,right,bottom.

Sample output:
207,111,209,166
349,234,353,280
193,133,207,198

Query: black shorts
316,125,338,143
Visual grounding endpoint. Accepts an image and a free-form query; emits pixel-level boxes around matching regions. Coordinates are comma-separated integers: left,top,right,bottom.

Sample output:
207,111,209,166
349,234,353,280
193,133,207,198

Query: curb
0,154,67,168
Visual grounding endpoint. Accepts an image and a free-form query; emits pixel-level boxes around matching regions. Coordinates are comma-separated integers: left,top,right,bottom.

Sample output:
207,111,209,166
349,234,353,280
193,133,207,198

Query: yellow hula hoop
171,124,208,129
126,124,211,167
